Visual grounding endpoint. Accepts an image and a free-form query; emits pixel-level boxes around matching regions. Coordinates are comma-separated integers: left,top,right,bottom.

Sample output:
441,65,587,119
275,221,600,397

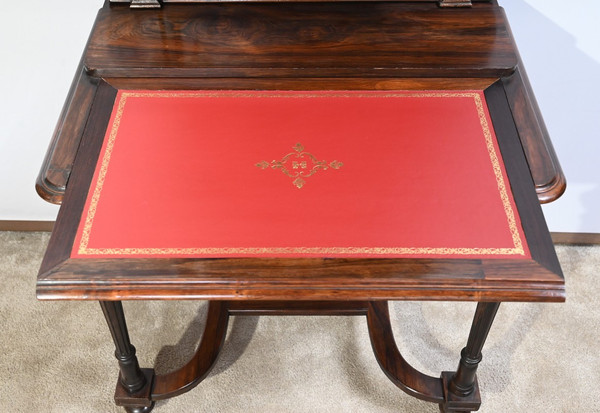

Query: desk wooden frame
37,2,565,412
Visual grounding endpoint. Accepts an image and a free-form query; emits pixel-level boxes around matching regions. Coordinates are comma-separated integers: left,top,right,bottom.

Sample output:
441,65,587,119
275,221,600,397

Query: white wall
0,1,98,220
503,0,600,233
1,0,599,232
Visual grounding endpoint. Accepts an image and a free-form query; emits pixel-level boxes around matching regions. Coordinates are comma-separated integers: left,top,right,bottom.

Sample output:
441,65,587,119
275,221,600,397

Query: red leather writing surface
72,91,529,259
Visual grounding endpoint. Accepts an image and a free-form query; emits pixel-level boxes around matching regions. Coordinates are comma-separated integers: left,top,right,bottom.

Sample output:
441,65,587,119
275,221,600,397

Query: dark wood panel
85,3,517,78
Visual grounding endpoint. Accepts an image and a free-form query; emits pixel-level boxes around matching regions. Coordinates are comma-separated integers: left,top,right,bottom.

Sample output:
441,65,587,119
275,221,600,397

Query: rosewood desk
37,2,565,412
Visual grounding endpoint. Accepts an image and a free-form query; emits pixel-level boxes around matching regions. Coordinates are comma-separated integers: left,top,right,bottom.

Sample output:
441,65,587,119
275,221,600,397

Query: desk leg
100,301,155,413
441,302,500,412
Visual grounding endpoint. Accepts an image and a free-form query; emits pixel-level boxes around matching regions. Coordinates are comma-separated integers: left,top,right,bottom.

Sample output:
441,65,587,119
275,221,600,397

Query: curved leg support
367,301,445,403
151,301,230,400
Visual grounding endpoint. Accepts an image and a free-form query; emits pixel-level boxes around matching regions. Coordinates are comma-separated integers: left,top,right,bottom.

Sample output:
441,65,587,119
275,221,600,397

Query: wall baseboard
0,221,55,232
1,221,599,246
551,232,600,246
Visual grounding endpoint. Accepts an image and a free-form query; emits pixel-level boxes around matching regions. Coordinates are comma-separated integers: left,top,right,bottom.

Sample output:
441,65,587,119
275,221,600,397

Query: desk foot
439,371,480,412
116,368,155,412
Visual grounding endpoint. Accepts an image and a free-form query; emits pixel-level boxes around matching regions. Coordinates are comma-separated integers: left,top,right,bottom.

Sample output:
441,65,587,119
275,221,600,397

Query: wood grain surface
86,3,517,78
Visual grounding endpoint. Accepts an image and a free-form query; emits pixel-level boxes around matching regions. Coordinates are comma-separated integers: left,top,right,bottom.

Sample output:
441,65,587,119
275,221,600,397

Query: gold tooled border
76,91,526,257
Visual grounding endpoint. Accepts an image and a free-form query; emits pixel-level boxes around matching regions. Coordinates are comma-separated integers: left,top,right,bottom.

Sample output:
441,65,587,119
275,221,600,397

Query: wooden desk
37,2,565,412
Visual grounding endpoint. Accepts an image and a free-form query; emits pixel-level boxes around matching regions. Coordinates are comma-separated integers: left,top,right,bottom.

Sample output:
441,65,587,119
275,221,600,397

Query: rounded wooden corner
35,176,64,205
536,174,566,204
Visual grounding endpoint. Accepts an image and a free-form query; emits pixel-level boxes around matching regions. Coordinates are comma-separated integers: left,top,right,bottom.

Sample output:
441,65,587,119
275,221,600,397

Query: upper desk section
37,1,565,206
85,2,516,78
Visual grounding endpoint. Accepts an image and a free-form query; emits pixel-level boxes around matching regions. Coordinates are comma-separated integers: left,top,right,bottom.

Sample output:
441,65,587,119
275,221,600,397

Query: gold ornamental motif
255,143,344,189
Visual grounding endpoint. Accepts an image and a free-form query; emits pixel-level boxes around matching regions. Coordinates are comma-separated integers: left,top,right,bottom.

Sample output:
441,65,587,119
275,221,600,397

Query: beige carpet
1,232,598,412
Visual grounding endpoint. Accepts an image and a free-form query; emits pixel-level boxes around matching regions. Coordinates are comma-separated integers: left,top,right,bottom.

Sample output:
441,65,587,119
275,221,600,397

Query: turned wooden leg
100,301,155,413
441,302,501,412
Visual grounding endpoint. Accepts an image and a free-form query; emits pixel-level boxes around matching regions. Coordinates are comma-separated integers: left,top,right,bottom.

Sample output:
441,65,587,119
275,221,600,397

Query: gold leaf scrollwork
256,143,343,189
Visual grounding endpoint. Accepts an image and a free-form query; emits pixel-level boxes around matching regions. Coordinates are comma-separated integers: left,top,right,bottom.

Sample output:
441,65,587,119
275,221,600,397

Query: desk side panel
484,81,563,277
38,82,118,275
502,67,566,203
